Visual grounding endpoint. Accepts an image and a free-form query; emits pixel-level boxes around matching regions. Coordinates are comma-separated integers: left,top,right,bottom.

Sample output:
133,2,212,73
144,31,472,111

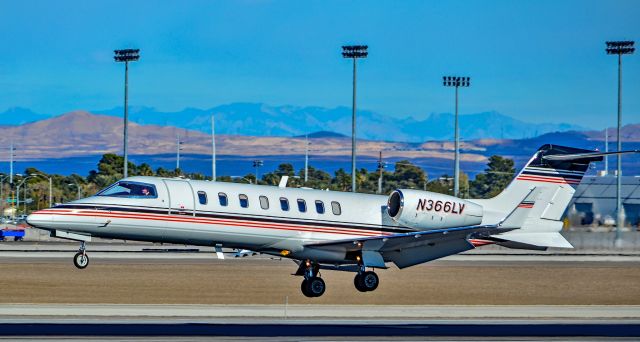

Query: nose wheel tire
354,271,379,292
73,252,89,269
301,277,325,297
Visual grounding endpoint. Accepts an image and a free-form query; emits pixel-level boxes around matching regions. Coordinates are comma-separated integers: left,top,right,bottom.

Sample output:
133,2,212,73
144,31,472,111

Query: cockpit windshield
97,181,157,198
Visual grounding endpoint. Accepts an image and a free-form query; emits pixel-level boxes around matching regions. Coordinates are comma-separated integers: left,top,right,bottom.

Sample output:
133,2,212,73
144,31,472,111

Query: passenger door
163,179,195,216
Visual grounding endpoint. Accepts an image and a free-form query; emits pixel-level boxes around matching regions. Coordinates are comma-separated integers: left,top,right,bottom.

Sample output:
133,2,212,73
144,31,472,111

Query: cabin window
280,197,289,211
259,196,269,210
218,192,228,206
97,181,157,199
239,194,249,208
197,191,207,205
315,200,325,214
297,199,307,212
331,201,342,215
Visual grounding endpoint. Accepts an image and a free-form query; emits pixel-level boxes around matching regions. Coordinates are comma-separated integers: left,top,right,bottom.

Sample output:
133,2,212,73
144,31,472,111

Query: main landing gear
300,261,325,298
354,267,379,292
73,241,89,269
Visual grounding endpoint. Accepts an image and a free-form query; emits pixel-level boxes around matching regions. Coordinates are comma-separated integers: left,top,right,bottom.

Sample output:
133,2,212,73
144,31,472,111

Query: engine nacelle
387,189,483,230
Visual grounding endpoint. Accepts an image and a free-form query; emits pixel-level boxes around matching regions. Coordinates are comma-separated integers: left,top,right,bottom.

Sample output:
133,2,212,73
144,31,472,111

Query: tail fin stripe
516,175,581,185
525,167,585,175
521,171,583,180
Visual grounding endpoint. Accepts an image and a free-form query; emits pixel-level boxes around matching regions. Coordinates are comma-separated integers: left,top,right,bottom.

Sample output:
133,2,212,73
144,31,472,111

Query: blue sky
0,0,638,128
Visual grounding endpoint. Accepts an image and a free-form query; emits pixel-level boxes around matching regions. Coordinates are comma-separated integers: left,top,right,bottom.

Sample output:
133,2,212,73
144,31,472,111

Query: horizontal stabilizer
542,150,638,161
491,231,573,248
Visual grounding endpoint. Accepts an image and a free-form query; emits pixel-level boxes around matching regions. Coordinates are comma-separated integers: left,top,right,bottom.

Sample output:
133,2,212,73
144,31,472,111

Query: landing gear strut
354,266,379,292
300,261,325,298
73,241,89,269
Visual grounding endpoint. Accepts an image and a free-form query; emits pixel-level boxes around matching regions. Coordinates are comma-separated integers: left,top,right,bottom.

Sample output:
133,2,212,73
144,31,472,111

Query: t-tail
473,144,638,249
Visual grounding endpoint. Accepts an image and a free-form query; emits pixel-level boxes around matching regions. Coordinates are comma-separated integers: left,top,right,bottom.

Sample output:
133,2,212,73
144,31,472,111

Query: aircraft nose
26,211,54,228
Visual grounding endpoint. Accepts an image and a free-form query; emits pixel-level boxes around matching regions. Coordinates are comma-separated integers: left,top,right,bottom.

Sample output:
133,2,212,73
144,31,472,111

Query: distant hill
86,103,584,142
1,111,638,176
298,131,348,138
0,107,50,126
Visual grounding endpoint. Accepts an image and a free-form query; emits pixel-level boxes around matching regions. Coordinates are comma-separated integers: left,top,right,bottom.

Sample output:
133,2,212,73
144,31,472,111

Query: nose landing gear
73,241,89,269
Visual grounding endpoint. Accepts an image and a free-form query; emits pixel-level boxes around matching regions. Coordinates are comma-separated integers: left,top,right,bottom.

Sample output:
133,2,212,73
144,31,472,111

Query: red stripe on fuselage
33,209,389,237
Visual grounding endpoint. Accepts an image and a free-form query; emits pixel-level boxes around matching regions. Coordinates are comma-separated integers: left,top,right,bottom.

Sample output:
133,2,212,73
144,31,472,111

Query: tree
469,155,515,199
332,168,351,191
390,160,427,191
137,163,154,176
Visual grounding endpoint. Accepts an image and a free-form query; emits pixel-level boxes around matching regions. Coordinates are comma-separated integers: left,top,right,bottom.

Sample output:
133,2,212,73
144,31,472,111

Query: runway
1,245,639,338
1,304,640,338
0,320,639,338
1,255,639,305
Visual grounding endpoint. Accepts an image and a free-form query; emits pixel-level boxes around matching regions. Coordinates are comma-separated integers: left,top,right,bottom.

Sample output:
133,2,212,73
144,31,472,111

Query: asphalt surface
1,245,639,338
0,253,639,305
0,321,639,338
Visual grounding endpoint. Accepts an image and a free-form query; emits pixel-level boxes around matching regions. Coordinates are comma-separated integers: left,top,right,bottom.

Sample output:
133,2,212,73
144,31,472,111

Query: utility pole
342,45,368,193
606,40,634,247
68,182,81,200
604,128,609,175
49,177,53,206
9,143,15,216
9,142,14,185
443,76,471,197
253,160,263,183
211,114,216,181
377,151,386,194
0,175,7,215
304,135,309,183
176,133,183,171
114,49,140,178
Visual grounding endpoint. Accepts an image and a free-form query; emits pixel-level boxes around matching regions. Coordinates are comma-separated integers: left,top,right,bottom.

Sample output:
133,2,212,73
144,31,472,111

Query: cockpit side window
97,181,157,199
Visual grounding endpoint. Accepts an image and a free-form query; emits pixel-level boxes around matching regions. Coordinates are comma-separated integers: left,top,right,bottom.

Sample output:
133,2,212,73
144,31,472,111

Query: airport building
568,175,640,229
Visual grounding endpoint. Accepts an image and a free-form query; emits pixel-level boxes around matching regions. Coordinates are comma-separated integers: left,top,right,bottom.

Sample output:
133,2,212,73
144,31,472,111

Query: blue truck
0,230,25,241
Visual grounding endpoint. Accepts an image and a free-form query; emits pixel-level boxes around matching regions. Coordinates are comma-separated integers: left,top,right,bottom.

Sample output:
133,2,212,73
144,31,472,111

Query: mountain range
0,111,638,178
1,103,586,142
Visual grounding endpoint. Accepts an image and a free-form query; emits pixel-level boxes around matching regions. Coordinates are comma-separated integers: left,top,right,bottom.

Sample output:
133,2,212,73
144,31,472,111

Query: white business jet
26,144,636,297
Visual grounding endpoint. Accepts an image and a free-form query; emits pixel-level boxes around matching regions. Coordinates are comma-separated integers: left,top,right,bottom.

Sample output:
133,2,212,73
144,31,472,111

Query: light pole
9,142,15,185
377,151,387,194
176,133,184,172
33,173,53,208
114,48,140,178
15,175,34,216
604,128,609,175
253,160,263,183
606,40,635,247
443,76,471,198
342,45,368,193
68,182,81,200
304,135,310,183
211,114,216,181
8,143,16,215
0,175,8,216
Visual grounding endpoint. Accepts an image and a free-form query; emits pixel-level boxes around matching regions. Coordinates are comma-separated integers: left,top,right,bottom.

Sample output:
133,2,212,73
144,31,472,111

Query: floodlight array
114,49,141,62
342,45,368,58
606,41,635,55
442,76,471,87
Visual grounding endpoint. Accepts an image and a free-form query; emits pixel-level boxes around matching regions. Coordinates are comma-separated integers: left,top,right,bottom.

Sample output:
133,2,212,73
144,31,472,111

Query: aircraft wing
304,225,509,269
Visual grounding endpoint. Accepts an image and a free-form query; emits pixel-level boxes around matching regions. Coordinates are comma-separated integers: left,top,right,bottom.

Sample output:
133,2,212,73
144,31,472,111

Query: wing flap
304,225,508,268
